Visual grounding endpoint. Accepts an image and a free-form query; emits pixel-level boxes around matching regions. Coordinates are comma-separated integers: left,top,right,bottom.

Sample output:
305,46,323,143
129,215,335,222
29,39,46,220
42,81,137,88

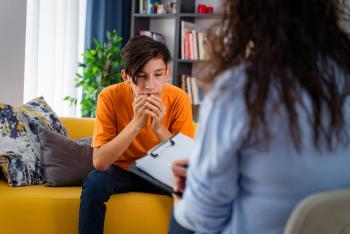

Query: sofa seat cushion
0,180,173,234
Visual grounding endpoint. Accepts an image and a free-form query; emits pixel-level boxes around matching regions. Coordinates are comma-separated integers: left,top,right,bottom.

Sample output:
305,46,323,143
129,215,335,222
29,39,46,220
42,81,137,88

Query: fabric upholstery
0,103,42,186
0,97,68,186
284,188,350,234
20,96,68,136
0,117,173,234
39,127,93,186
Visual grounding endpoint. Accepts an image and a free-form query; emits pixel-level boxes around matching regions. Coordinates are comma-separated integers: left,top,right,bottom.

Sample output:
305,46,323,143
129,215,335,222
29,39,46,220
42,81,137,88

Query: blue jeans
79,165,170,234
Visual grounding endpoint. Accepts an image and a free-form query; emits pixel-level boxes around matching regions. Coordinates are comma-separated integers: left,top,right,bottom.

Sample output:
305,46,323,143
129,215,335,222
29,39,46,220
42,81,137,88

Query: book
181,21,195,59
128,133,195,193
179,74,204,105
190,77,201,105
192,30,199,60
186,75,193,104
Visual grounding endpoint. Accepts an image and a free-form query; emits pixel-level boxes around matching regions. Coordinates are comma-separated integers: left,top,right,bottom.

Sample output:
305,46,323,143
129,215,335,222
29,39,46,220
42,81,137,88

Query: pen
168,163,188,169
172,190,183,198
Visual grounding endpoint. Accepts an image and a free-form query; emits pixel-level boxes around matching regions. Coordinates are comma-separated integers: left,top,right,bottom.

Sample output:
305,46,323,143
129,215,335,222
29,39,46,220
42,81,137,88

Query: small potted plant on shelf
64,30,123,117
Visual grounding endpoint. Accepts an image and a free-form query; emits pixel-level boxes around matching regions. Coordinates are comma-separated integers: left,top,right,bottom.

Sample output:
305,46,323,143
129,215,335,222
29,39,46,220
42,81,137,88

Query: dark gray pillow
38,127,94,186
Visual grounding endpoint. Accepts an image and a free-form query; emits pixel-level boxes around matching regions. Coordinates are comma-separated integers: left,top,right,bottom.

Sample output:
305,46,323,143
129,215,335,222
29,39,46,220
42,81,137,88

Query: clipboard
128,133,195,193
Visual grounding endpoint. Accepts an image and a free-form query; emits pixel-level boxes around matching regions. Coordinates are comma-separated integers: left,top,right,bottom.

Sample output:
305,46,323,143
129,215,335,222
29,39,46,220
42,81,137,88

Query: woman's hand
172,159,189,204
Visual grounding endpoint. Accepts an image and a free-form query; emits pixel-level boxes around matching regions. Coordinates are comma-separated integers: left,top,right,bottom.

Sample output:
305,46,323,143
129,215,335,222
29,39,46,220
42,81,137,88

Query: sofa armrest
60,117,95,139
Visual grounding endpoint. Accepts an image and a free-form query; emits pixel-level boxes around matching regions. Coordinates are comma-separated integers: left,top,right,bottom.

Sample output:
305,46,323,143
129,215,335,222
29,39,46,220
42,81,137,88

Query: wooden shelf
179,13,222,18
134,13,176,18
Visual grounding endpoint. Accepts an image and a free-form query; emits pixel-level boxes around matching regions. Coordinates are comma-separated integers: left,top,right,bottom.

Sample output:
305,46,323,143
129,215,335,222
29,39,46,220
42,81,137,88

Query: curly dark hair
203,0,350,151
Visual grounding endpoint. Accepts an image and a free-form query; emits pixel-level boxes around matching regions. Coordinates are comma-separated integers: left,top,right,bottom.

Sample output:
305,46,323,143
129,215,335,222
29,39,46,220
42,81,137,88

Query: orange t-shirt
92,82,195,169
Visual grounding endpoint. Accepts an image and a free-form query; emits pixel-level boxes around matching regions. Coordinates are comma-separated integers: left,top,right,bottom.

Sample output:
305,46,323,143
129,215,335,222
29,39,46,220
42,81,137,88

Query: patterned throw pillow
19,97,68,136
0,103,42,186
0,97,68,186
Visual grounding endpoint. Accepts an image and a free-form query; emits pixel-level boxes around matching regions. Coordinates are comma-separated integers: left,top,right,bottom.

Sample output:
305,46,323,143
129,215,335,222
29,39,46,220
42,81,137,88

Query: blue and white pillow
0,97,68,186
19,96,68,136
0,103,42,186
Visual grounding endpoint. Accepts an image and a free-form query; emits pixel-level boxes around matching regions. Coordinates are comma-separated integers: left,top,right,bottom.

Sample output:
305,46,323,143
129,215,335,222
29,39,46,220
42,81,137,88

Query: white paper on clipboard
129,133,195,189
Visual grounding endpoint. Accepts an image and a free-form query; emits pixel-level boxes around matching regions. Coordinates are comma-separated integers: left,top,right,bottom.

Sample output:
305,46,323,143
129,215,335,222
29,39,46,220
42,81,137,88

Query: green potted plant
65,30,123,117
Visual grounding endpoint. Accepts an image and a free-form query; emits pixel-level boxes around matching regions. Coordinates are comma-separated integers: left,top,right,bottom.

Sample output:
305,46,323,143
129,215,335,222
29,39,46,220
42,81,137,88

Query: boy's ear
121,69,129,82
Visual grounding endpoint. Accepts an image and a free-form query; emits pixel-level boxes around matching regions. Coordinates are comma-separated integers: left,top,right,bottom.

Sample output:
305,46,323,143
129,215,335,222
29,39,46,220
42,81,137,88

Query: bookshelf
131,0,220,120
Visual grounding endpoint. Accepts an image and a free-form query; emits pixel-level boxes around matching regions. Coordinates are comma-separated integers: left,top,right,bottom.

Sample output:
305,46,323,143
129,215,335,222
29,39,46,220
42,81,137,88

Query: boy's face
122,58,170,97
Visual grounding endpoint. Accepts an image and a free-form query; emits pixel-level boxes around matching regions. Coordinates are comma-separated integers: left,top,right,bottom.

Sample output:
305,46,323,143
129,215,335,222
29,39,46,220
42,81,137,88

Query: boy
79,36,194,234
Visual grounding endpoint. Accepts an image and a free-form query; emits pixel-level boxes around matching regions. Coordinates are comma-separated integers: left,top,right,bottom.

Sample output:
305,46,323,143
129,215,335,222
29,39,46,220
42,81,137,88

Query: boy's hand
131,95,148,130
145,95,166,131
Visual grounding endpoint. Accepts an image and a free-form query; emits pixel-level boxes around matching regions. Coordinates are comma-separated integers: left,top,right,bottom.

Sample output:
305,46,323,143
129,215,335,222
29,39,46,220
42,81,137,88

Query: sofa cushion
0,103,42,186
39,127,94,186
0,97,68,186
0,180,173,234
19,96,68,136
60,117,95,139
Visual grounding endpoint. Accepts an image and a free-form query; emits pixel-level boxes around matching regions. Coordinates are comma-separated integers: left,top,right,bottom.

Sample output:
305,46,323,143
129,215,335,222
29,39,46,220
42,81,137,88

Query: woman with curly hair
170,0,350,233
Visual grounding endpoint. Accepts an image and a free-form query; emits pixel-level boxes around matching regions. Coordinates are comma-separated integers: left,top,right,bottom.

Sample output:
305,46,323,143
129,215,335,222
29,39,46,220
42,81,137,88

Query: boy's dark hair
121,35,171,84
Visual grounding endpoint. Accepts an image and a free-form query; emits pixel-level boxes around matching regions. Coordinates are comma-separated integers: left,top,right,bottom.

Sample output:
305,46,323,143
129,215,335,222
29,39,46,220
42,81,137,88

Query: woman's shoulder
208,65,246,105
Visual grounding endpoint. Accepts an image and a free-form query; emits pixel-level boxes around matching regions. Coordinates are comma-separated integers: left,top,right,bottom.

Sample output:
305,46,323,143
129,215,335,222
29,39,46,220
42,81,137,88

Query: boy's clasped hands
131,94,166,132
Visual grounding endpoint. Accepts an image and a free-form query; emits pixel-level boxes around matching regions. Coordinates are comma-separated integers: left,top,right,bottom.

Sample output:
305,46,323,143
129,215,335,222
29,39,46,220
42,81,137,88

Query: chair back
284,189,350,234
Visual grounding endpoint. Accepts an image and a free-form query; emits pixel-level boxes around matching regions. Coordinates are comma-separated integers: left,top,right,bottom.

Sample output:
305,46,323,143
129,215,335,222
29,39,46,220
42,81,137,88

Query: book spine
187,31,192,60
181,21,185,59
192,30,198,60
181,74,186,91
139,0,143,13
190,77,200,105
198,32,204,60
186,75,193,104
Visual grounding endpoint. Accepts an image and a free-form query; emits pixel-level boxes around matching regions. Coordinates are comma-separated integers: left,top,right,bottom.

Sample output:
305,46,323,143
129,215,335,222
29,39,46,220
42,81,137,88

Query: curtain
24,0,87,117
84,0,131,50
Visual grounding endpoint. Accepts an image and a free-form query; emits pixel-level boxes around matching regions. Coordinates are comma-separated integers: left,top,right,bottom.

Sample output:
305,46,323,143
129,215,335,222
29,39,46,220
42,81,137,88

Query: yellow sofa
0,117,173,234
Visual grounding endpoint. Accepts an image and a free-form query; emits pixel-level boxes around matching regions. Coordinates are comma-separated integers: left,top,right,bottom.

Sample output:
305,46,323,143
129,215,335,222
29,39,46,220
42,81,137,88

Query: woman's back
173,0,350,233
174,66,350,234
237,93,350,234
237,61,350,232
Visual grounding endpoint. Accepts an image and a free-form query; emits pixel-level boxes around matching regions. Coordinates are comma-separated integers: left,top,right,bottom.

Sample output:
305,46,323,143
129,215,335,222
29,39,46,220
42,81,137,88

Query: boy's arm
93,119,142,171
93,94,148,171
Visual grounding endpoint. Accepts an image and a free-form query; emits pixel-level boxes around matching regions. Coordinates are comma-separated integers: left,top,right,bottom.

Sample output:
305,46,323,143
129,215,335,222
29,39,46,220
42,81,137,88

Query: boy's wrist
153,124,172,141
153,124,165,135
129,119,143,133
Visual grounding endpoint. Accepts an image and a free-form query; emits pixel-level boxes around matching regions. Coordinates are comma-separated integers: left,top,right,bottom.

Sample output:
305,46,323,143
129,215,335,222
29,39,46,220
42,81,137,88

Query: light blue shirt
174,66,350,234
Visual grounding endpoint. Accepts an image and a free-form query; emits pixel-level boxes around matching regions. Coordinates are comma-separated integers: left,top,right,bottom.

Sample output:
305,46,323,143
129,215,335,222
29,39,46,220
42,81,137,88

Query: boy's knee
82,170,112,197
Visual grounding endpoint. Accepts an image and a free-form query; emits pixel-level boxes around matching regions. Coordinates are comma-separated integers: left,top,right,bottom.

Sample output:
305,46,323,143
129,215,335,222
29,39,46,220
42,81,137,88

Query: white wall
0,0,27,106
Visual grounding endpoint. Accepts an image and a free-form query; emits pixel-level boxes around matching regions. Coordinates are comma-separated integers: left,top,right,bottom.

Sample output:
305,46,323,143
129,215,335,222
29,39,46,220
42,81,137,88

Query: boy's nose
145,77,155,89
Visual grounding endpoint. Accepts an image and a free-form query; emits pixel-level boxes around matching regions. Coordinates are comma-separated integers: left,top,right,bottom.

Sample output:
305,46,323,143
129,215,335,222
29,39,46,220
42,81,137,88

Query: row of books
181,74,204,105
181,21,209,60
139,0,155,14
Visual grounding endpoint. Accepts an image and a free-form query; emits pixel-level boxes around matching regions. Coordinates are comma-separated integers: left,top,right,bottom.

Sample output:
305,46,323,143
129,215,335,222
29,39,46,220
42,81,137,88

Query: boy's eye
155,73,164,77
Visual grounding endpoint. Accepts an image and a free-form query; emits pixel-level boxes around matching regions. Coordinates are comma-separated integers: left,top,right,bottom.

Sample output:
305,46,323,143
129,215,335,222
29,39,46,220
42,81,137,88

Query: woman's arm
174,76,246,232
